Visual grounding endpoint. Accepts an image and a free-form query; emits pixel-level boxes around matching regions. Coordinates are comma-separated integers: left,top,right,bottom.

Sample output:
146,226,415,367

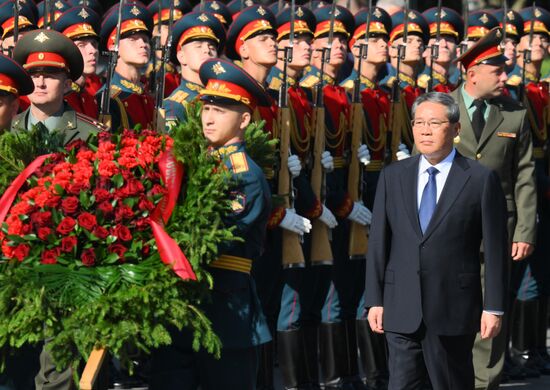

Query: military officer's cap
66,0,102,16
0,0,36,40
350,7,391,50
491,9,523,40
313,5,354,39
227,0,256,17
307,1,329,11
147,0,191,26
170,11,226,64
100,2,153,49
53,6,100,41
456,27,507,70
466,11,499,41
225,5,276,60
520,7,550,37
389,10,428,44
275,5,315,42
199,58,270,110
422,7,463,41
0,0,38,20
0,53,34,96
13,29,84,81
36,0,70,28
192,1,232,30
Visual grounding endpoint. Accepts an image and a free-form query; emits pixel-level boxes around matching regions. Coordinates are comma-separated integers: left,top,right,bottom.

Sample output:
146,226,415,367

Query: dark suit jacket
365,153,508,335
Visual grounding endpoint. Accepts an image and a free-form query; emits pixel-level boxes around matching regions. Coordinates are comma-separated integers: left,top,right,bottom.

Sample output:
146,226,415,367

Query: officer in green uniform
11,28,105,390
163,10,226,127
452,27,536,390
150,58,272,390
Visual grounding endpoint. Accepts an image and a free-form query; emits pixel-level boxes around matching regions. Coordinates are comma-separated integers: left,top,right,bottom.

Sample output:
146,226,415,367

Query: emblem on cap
198,13,209,22
534,8,542,18
211,2,220,10
373,8,382,18
297,7,304,17
175,0,180,6
212,62,226,75
55,0,63,9
334,8,341,17
38,53,45,60
78,8,89,19
130,5,141,16
257,6,266,16
408,11,416,19
480,13,489,24
35,32,49,43
439,9,447,18
507,11,514,20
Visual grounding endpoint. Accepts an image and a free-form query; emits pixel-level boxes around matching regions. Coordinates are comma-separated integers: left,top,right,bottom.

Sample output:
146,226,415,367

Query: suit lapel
477,101,503,149
421,154,471,242
400,155,423,240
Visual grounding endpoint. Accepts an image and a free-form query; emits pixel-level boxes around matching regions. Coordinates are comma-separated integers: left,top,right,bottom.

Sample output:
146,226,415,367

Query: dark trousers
386,324,476,390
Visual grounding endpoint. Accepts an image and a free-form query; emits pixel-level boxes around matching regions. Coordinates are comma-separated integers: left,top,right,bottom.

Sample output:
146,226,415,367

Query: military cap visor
389,10,428,44
422,7,464,41
491,9,524,38
13,29,84,81
54,7,101,41
466,12,499,40
275,6,316,42
100,3,153,48
313,5,354,39
520,7,550,37
456,27,507,70
350,7,392,49
199,58,270,109
0,53,33,95
0,0,36,40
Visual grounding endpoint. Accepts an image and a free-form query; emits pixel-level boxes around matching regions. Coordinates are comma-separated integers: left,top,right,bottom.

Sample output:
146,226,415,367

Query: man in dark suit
365,92,509,390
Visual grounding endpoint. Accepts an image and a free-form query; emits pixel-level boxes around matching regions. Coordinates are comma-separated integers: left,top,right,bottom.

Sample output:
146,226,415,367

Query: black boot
278,329,311,390
356,319,388,390
257,341,275,390
343,319,366,390
319,322,356,390
511,299,541,377
302,325,321,389
535,296,550,374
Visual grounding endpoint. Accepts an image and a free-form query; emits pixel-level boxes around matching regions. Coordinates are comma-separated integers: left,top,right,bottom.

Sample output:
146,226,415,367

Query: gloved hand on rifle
287,155,302,178
347,201,372,226
319,205,338,228
280,208,312,235
396,143,410,161
357,144,371,166
321,151,334,172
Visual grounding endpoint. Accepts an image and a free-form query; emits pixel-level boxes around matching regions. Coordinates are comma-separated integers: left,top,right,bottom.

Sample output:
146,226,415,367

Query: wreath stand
79,348,109,390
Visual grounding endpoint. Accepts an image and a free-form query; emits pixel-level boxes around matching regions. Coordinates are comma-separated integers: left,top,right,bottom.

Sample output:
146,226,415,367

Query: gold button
38,52,44,60
476,153,481,160
124,102,128,107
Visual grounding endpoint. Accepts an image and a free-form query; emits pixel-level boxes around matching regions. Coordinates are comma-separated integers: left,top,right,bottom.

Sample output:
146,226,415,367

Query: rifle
427,0,442,92
277,0,305,268
385,0,408,163
309,1,336,266
98,0,125,129
347,2,372,260
154,1,175,132
520,5,536,101
457,0,469,85
501,0,508,52
7,0,20,57
148,1,163,99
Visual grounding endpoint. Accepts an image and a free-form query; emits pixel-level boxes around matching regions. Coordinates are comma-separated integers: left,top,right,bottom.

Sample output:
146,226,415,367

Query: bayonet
501,0,507,50
460,0,469,55
427,0,442,92
520,4,536,100
13,0,20,47
352,0,372,103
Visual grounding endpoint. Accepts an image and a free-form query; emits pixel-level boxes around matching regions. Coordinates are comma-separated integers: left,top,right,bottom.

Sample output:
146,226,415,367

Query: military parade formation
0,0,548,389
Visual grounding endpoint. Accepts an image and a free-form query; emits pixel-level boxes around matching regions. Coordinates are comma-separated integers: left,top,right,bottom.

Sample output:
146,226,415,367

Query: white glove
396,143,411,161
287,154,301,178
319,205,338,228
347,202,372,226
357,144,371,166
279,208,312,235
321,151,334,172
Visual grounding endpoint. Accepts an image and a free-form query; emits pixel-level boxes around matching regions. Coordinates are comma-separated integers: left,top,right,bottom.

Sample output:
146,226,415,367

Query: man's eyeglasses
411,119,451,130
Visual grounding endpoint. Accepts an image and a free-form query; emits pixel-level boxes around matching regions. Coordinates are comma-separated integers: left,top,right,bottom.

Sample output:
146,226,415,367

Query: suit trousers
386,324,476,390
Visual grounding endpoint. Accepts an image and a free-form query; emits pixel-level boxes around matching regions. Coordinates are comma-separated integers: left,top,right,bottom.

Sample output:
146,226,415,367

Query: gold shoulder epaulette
417,74,430,89
385,76,396,87
341,79,354,91
167,90,190,104
110,85,122,98
300,75,320,89
76,112,108,131
269,77,282,91
229,152,249,174
507,75,522,86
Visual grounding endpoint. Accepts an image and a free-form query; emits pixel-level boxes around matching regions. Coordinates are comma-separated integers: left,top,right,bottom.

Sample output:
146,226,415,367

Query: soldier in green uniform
11,28,105,390
452,27,536,390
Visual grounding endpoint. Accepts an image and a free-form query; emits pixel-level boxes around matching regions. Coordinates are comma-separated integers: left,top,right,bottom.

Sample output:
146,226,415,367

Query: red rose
81,248,95,266
77,212,97,231
37,227,52,241
108,243,127,261
142,244,150,256
67,182,87,195
13,244,30,261
98,201,114,216
31,211,52,227
115,204,134,222
135,217,150,231
60,236,77,253
61,196,80,214
41,248,59,264
56,217,76,235
138,197,154,212
44,195,61,208
93,225,109,239
93,189,111,203
112,224,132,242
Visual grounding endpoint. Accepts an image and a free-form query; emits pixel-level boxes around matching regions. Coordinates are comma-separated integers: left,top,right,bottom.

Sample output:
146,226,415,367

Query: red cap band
177,26,219,48
0,73,19,95
62,23,98,39
24,52,68,71
235,19,274,55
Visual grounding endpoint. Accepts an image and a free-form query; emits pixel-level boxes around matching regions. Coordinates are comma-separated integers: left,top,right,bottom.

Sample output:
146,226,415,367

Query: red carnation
78,212,97,231
56,217,76,235
108,243,127,261
93,225,109,239
98,160,119,177
98,201,114,216
112,224,132,242
37,227,52,241
81,248,96,266
41,248,59,265
60,236,77,253
13,244,30,261
61,196,80,215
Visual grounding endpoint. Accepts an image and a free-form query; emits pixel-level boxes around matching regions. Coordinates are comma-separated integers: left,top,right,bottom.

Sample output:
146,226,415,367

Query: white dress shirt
417,148,456,210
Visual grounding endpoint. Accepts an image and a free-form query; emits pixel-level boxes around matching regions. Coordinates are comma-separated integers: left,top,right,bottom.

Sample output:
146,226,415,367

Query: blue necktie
419,167,439,234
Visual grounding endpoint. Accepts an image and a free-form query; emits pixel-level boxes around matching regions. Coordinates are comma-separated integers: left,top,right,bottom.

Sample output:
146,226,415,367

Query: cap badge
507,11,514,20
55,1,63,9
211,2,220,10
38,53,45,60
334,8,341,17
534,8,542,18
257,6,266,16
480,13,489,24
78,8,89,19
212,62,226,75
130,5,141,16
296,7,304,17
439,9,447,18
373,8,382,18
198,13,209,22
35,32,49,43
408,11,416,19
175,0,180,6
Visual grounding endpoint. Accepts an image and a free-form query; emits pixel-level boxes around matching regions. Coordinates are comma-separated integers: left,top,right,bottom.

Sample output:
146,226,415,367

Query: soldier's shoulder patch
167,90,189,104
506,74,522,86
340,79,354,91
300,75,320,89
268,76,282,91
76,112,108,131
417,74,430,89
229,152,249,174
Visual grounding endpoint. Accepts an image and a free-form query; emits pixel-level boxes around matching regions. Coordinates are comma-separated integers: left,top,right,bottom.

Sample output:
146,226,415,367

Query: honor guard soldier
340,7,392,389
452,27,536,390
146,0,190,98
163,10,225,128
492,8,523,75
36,0,69,28
191,1,232,31
97,2,155,131
150,58,272,390
418,6,463,92
54,6,101,119
11,29,105,389
0,0,36,55
506,6,550,378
